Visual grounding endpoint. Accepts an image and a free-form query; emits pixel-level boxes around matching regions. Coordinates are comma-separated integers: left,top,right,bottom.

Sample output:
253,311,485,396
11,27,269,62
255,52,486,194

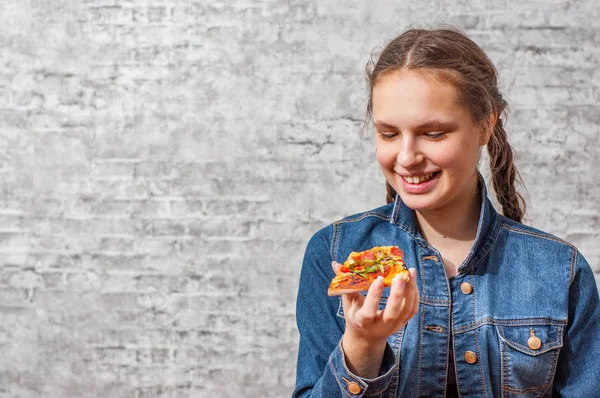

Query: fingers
398,283,417,324
356,276,384,325
341,291,364,310
343,269,419,331
383,268,419,324
382,275,406,322
401,269,420,322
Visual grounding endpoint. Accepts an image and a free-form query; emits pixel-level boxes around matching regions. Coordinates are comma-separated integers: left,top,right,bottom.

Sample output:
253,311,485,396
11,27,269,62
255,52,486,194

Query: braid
487,118,526,223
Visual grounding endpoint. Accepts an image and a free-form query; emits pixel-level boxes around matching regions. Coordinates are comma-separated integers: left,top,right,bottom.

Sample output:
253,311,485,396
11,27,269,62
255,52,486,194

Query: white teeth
403,172,435,184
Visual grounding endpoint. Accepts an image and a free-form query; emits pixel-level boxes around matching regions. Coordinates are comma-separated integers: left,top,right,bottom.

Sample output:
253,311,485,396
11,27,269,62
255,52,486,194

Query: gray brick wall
1,0,598,397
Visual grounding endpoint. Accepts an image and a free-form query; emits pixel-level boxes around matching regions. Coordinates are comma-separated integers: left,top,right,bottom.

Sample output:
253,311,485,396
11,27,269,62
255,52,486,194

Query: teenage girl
293,28,600,397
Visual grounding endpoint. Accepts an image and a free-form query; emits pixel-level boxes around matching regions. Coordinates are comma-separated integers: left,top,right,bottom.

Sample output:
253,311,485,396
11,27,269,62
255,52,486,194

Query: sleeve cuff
328,339,397,397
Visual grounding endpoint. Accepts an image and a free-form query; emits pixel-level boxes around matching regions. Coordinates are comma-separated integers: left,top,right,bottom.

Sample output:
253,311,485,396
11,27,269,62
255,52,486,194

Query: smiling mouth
401,171,440,184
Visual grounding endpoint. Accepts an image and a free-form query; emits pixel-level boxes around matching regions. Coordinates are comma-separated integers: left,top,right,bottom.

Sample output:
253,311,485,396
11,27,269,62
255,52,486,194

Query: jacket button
347,381,361,394
464,351,477,364
527,329,542,350
460,282,473,295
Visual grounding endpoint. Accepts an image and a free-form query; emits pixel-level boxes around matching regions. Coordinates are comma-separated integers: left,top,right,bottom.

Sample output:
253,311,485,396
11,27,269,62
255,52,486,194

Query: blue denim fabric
293,182,600,397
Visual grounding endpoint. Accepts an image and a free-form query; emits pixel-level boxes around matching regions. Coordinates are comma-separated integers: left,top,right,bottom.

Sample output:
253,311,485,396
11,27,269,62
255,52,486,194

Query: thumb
331,260,343,274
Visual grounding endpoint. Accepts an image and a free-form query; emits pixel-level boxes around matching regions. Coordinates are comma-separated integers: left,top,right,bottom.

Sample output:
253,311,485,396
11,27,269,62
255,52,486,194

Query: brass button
347,381,361,394
460,282,473,295
527,329,542,350
464,351,477,364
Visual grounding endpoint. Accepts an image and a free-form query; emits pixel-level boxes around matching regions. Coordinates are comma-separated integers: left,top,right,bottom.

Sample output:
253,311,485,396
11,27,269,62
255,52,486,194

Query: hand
332,261,420,377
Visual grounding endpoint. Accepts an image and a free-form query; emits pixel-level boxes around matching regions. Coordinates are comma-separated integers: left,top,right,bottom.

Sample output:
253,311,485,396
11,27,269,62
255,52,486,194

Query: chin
396,192,442,212
400,200,432,211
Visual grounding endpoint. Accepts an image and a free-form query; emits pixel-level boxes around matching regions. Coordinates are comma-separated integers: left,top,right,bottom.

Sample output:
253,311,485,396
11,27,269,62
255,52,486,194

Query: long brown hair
366,27,525,223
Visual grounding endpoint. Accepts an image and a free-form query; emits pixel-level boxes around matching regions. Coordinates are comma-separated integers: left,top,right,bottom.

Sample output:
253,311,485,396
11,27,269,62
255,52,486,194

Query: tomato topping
391,247,403,257
355,266,365,271
340,267,350,273
383,266,390,276
363,251,376,260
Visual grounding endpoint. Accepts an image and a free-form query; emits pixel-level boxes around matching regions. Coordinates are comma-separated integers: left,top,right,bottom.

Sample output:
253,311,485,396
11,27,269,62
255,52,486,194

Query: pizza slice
328,246,409,296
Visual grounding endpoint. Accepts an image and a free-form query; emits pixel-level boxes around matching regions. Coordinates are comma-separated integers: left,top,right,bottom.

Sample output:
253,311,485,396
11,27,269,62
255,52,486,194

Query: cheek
375,144,396,168
434,142,478,171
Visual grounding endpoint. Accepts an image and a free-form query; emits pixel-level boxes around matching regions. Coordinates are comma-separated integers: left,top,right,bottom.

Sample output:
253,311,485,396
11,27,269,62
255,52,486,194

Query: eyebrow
374,119,454,131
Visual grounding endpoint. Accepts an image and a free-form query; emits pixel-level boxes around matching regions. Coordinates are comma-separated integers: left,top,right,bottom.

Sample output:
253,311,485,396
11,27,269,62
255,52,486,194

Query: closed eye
378,132,398,140
425,132,446,140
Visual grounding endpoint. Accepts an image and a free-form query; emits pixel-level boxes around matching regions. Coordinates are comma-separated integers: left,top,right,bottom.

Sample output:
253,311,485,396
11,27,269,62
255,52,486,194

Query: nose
396,137,424,168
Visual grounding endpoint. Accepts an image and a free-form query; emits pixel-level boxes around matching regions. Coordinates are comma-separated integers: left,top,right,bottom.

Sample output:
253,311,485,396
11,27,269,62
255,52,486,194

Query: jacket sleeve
552,250,600,396
292,226,398,398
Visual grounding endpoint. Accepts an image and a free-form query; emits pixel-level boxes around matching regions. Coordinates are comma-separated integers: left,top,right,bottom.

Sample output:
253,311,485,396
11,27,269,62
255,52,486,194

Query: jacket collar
390,173,500,274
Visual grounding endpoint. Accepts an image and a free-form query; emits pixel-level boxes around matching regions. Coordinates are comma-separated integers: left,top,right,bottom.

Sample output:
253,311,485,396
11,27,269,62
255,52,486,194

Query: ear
478,113,497,146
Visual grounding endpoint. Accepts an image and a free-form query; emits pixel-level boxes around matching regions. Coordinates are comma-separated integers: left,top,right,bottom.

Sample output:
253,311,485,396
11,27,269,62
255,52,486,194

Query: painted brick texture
0,0,599,397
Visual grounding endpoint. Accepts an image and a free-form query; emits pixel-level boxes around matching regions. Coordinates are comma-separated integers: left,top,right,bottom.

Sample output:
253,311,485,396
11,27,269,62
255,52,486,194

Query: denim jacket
293,183,600,397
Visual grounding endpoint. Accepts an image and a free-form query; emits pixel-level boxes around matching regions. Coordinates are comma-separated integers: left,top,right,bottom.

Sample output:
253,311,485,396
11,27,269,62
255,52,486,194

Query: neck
415,176,482,248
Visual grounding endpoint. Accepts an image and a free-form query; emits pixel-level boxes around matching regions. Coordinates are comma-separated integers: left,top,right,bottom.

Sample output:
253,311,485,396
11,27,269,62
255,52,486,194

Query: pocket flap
497,323,564,356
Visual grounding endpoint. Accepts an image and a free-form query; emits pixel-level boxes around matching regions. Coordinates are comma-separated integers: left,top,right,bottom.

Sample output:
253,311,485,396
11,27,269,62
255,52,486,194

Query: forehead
372,69,470,126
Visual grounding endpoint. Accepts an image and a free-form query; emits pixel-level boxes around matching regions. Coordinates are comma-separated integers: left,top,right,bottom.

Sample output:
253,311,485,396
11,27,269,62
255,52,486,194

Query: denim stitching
499,223,575,249
332,211,393,262
538,343,561,397
502,385,546,393
415,248,428,397
416,304,426,397
539,326,564,395
363,372,396,396
336,341,369,398
332,222,341,262
474,327,487,397
451,337,460,398
499,327,509,398
454,318,566,334
335,334,397,397
546,326,563,388
471,274,488,397
389,327,405,397
420,298,450,305
397,224,427,247
443,298,451,398
418,248,428,299
335,211,391,224
463,217,501,273
390,194,399,226
328,355,356,398
497,325,564,395
382,330,402,398
496,324,563,355
501,340,562,356
391,199,428,246
569,247,577,287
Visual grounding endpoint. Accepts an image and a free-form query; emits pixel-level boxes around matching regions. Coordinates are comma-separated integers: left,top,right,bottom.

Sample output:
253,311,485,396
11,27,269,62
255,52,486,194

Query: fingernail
377,276,384,286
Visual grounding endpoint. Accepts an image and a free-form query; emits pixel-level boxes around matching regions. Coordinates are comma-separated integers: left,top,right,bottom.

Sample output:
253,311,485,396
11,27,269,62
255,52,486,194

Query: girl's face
372,69,489,215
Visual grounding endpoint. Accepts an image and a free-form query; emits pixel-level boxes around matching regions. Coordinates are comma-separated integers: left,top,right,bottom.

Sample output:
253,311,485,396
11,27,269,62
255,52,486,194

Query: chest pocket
497,323,564,398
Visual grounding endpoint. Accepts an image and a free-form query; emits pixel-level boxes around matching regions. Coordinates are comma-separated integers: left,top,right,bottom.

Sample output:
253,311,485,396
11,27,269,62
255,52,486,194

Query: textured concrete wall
1,0,599,397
